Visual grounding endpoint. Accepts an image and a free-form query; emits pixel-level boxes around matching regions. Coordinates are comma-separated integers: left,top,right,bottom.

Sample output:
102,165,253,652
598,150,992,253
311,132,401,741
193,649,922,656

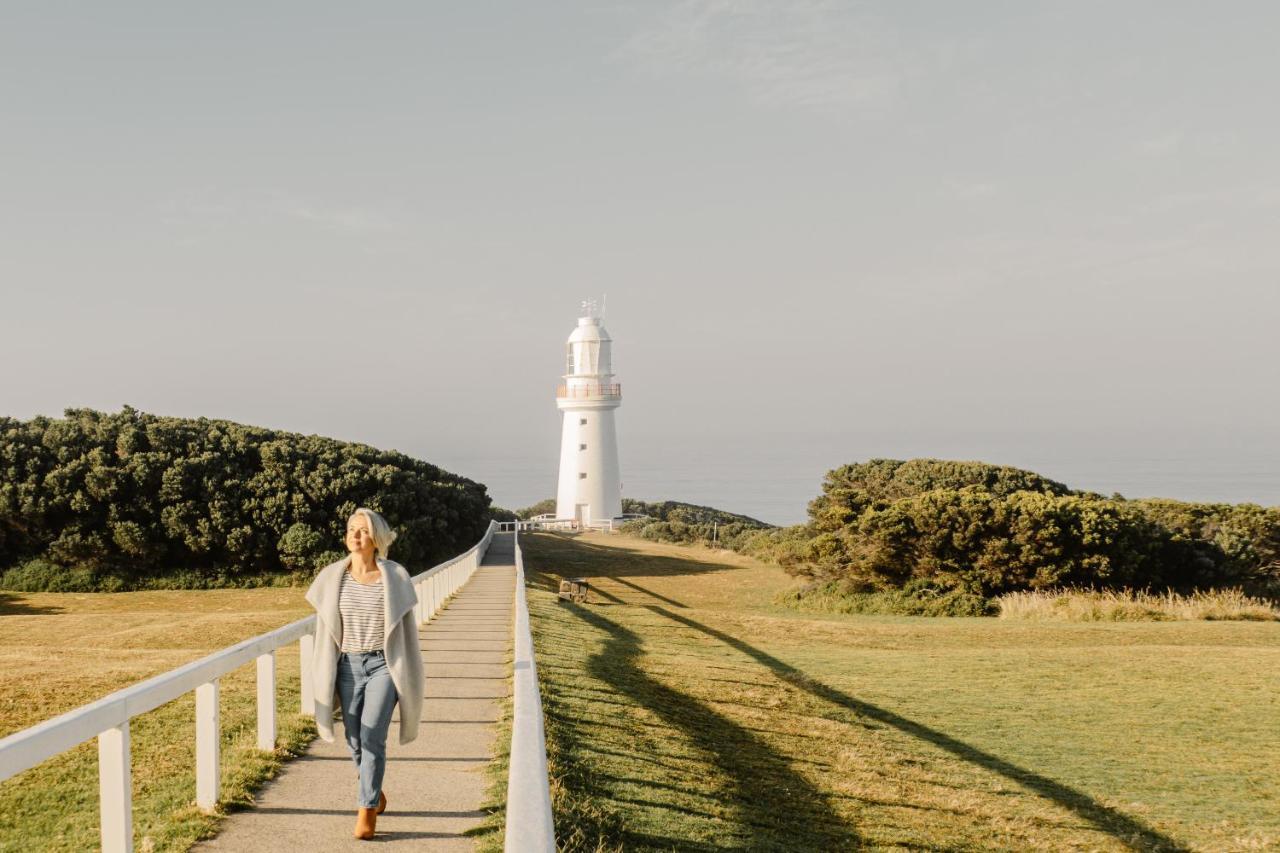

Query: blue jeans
336,650,398,808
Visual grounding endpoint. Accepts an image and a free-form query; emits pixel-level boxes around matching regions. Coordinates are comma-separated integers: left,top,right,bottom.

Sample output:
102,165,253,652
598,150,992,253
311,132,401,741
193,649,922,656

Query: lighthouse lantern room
555,300,622,527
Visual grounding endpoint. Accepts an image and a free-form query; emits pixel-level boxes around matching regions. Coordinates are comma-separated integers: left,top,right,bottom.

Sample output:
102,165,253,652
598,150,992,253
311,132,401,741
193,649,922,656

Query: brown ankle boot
353,807,377,840
376,790,387,815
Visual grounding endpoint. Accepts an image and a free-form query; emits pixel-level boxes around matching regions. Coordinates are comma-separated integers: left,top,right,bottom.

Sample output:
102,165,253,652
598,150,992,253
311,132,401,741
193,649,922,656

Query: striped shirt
339,570,386,653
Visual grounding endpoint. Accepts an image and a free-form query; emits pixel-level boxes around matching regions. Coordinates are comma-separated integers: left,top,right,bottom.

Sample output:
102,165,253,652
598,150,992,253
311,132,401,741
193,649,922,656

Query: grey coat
304,556,425,745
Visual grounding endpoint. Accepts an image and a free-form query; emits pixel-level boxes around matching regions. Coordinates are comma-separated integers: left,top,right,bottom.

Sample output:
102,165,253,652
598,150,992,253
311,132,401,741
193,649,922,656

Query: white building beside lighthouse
555,302,623,526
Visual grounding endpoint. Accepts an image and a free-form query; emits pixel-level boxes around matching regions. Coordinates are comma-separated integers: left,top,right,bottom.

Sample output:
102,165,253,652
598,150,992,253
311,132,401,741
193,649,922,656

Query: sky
3,2,1278,522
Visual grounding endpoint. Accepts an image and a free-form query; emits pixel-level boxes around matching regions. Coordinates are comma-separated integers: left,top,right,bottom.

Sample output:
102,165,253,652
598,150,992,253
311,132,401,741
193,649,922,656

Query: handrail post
256,652,276,751
195,680,220,811
299,634,314,715
97,723,132,853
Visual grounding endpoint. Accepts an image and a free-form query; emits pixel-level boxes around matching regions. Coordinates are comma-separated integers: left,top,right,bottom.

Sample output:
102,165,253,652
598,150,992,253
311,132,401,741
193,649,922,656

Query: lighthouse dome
564,315,614,379
567,316,612,344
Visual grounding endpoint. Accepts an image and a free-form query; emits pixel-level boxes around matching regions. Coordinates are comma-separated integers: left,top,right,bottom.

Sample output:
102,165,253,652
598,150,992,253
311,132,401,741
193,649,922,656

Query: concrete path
195,535,515,851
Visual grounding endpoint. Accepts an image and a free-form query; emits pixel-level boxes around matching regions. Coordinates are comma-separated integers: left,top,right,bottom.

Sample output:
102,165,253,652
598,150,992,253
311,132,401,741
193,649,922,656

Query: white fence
496,519,579,532
503,526,556,852
496,516,638,533
0,520,497,853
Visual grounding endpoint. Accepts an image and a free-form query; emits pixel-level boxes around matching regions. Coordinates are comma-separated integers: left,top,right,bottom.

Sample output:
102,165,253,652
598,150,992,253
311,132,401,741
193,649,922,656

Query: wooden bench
558,577,590,603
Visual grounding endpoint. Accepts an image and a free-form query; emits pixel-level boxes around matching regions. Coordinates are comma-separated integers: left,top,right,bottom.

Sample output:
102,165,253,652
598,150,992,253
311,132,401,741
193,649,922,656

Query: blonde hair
347,507,397,557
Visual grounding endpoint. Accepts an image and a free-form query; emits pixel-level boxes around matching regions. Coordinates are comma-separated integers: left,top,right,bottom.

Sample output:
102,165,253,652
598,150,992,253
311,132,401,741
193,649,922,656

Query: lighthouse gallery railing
0,521,498,853
555,383,621,399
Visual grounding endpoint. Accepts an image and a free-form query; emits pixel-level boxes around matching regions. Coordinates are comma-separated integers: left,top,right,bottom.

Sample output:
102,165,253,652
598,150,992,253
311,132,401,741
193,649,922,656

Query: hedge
0,407,492,590
749,460,1280,600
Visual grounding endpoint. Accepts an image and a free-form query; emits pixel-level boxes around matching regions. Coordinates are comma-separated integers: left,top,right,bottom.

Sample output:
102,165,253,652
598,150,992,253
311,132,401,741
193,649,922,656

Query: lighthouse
555,301,622,527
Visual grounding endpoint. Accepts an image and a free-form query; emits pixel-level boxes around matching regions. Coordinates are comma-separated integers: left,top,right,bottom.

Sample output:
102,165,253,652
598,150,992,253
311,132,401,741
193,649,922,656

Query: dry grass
0,588,315,852
521,531,1280,852
998,587,1280,622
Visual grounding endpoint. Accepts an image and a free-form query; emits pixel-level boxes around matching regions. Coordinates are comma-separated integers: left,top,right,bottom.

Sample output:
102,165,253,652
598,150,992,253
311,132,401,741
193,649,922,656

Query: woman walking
305,508,425,840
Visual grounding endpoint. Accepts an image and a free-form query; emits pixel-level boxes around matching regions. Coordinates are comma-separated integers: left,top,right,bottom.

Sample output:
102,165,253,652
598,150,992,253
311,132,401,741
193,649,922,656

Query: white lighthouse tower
555,300,622,527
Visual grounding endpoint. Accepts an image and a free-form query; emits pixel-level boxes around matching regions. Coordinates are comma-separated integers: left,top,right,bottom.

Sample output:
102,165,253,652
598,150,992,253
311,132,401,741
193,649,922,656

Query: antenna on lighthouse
601,293,607,319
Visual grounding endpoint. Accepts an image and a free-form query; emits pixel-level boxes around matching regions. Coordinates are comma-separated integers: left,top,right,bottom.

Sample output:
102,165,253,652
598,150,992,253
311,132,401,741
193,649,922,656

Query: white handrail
503,527,556,852
0,520,497,853
410,520,497,624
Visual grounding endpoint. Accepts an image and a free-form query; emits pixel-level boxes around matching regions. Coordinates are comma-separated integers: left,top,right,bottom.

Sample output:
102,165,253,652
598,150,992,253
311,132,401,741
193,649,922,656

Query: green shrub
277,523,328,572
756,459,1279,614
617,501,773,551
776,579,996,617
1,559,97,593
620,498,769,528
0,407,493,590
807,458,1073,530
1129,499,1280,595
518,462,1280,616
516,498,557,519
489,505,519,523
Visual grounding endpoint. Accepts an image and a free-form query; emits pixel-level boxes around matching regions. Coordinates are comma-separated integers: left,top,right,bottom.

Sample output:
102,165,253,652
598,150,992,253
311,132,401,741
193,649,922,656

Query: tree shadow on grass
569,601,862,852
608,575,688,608
522,532,734,598
630,596,1187,853
0,591,62,615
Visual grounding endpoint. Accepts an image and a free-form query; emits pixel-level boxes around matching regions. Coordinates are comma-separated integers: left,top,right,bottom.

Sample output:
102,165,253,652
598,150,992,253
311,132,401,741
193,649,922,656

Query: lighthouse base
555,406,622,525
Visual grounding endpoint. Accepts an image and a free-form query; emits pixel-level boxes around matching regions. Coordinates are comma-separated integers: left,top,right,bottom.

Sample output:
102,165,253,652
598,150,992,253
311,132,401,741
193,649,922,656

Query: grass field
520,531,1280,852
0,588,315,852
